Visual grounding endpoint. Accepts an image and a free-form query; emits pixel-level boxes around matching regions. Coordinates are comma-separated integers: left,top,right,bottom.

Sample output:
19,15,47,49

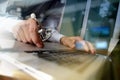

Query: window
60,0,87,36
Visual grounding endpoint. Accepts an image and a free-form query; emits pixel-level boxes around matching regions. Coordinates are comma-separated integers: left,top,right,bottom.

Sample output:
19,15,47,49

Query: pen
30,13,52,41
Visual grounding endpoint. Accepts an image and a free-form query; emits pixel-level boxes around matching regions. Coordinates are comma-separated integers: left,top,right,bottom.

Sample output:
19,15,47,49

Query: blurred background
60,0,120,50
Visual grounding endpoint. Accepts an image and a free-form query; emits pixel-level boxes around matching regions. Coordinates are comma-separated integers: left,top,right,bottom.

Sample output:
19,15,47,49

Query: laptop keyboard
33,50,98,69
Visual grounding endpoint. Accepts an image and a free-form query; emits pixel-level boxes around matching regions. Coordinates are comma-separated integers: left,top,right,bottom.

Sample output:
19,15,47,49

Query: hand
60,36,95,54
12,18,44,48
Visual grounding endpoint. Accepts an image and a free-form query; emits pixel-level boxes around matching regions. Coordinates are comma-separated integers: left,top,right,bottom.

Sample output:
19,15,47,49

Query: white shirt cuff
48,29,64,43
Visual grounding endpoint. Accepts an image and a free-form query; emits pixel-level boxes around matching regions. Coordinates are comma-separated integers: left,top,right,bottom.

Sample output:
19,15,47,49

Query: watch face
38,28,52,41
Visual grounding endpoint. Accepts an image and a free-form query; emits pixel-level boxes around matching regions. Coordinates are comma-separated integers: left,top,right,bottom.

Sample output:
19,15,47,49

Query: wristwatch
31,13,52,41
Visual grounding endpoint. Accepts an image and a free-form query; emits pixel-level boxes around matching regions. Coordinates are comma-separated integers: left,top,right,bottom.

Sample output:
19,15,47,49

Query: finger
81,41,89,52
69,37,83,49
68,42,75,48
15,32,21,41
66,38,75,48
21,25,32,43
72,36,83,41
17,27,27,43
29,28,43,48
86,41,96,54
13,26,23,42
12,21,27,43
12,25,21,39
29,19,44,48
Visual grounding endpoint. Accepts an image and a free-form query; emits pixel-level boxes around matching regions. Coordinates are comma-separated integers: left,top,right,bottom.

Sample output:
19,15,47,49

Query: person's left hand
60,36,95,54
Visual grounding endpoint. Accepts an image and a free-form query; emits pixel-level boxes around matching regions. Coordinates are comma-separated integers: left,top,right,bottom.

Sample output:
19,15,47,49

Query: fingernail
36,43,43,48
92,50,96,54
91,51,94,54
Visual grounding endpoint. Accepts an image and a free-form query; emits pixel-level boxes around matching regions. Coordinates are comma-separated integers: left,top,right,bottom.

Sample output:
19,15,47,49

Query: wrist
60,36,67,45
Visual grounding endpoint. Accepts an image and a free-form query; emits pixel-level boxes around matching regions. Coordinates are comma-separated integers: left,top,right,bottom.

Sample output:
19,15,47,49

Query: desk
0,31,120,80
0,51,107,80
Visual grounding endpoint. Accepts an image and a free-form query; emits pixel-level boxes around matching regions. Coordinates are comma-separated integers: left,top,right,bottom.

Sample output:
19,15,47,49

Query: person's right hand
12,18,44,48
60,36,95,54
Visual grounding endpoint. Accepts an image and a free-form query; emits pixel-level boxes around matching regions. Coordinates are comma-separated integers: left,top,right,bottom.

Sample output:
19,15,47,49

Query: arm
42,0,95,53
1,0,95,53
0,16,43,48
42,0,65,43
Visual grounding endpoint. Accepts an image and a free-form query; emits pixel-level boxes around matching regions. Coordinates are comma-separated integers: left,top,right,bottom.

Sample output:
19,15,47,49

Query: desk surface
0,51,107,80
0,31,120,80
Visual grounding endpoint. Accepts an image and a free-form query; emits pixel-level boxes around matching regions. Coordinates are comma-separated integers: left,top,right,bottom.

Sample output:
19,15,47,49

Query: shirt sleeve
42,15,65,43
42,0,65,43
48,29,64,43
0,16,22,33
